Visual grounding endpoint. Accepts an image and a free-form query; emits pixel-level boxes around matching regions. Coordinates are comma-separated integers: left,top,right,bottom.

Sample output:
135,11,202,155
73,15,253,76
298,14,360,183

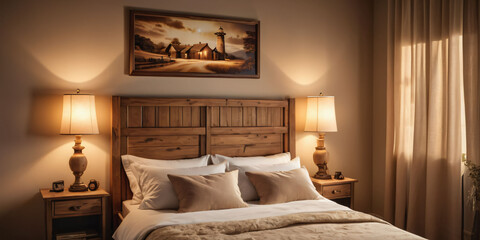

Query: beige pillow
245,167,321,204
168,170,248,213
229,157,301,201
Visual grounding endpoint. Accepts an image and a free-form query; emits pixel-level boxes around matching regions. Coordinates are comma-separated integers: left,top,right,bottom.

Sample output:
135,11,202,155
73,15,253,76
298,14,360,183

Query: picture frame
129,10,260,78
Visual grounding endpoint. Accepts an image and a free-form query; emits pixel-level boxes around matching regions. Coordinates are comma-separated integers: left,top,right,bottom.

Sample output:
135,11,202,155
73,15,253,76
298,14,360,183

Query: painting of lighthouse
129,10,259,78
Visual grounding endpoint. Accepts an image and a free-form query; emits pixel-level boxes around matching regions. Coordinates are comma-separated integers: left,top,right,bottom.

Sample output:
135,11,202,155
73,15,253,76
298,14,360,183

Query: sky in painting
135,14,255,54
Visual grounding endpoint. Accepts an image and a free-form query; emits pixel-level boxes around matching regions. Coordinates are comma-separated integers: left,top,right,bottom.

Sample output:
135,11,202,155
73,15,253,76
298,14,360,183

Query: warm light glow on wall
266,48,330,86
28,48,117,83
286,64,329,85
21,29,121,83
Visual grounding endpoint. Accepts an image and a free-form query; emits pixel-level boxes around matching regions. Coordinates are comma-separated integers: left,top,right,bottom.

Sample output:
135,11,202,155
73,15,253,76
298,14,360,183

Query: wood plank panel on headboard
111,97,295,229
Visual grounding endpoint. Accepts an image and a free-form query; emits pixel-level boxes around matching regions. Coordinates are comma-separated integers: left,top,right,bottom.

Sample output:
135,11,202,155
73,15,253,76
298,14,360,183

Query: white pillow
229,157,301,201
121,155,210,204
212,152,291,170
137,161,227,210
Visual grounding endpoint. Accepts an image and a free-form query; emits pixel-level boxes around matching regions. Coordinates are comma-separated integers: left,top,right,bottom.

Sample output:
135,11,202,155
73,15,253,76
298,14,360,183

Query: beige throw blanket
145,210,424,240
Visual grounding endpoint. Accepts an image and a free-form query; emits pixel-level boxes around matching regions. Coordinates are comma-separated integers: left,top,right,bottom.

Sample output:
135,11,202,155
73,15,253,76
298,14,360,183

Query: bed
111,97,424,240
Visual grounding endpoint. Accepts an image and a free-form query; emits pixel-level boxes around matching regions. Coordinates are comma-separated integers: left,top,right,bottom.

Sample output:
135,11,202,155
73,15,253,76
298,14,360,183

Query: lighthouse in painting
214,26,226,60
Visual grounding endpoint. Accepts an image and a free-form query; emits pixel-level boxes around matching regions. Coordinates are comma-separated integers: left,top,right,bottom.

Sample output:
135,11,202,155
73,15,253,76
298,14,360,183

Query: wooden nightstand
310,177,358,209
40,188,109,240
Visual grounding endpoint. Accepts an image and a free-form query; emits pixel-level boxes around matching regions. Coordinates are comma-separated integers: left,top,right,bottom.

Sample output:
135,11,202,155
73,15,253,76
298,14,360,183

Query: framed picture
129,10,260,78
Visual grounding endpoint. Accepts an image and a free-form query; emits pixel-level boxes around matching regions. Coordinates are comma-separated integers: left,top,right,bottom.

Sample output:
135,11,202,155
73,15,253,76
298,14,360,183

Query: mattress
122,200,176,218
122,200,138,218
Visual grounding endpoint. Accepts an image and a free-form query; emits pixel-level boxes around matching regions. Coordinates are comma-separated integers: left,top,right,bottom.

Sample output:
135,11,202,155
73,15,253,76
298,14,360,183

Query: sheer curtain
463,0,480,237
385,0,464,239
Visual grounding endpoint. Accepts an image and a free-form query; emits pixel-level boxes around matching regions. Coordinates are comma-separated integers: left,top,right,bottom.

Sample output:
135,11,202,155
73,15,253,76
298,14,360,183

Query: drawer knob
332,190,341,194
69,206,81,211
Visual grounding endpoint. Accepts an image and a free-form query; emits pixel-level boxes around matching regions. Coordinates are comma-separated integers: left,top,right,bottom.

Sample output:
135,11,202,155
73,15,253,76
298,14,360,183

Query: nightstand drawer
53,198,101,217
322,184,351,199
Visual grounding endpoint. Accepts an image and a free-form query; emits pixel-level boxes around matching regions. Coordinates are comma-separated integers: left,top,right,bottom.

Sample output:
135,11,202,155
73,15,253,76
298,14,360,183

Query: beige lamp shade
60,94,99,135
304,96,338,132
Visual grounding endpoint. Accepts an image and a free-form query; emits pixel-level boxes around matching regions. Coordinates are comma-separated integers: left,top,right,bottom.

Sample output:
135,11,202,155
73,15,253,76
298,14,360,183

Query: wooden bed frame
111,97,295,229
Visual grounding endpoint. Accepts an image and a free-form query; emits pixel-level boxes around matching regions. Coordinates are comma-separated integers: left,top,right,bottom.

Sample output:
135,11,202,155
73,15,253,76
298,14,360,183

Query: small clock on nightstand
310,177,358,209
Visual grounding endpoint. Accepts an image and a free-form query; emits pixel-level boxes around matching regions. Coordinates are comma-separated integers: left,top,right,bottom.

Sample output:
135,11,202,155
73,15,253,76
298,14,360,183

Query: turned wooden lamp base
312,133,331,180
314,169,331,179
69,183,88,192
68,135,88,192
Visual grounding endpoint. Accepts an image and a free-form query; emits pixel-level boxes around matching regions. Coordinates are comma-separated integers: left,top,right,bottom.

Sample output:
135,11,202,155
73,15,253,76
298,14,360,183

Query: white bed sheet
113,197,350,240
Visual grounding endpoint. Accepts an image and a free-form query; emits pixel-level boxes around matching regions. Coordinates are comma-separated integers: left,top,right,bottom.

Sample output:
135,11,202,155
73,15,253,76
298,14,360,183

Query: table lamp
60,90,99,191
304,94,338,179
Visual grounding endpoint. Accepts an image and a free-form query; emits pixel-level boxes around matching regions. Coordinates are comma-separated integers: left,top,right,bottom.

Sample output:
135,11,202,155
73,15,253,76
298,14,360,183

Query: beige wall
0,0,373,238
372,0,388,218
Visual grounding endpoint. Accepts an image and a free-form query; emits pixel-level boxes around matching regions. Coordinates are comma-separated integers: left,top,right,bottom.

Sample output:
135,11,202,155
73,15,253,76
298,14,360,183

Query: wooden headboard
111,97,295,227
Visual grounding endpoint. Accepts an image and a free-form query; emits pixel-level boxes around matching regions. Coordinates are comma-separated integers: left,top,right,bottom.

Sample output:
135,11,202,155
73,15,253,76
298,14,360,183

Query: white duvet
113,198,350,240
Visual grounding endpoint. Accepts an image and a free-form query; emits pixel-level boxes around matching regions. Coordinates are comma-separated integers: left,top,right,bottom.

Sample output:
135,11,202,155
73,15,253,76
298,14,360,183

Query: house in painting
180,45,193,59
187,43,213,60
168,44,188,59
165,43,213,60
